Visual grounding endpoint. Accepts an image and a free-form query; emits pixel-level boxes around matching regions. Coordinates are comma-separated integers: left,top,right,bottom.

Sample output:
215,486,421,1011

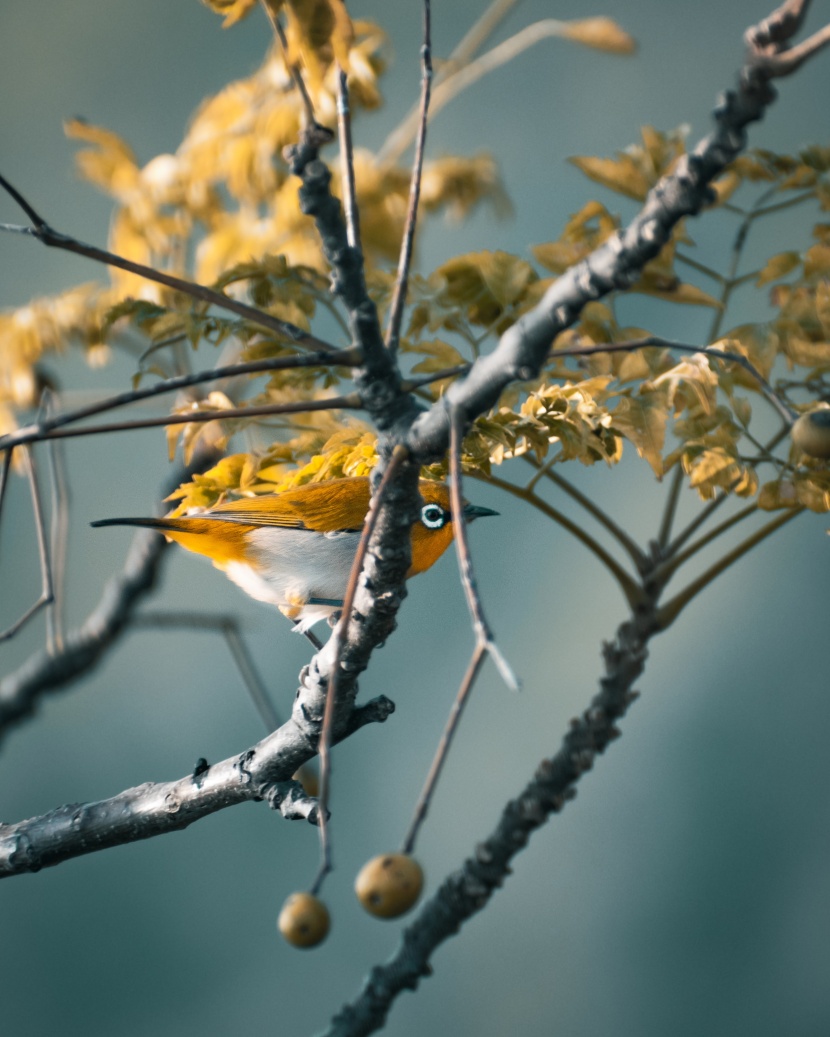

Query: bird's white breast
223,528,361,630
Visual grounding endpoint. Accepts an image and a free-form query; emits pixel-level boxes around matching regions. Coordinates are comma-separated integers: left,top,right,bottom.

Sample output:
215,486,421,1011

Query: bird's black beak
462,502,499,522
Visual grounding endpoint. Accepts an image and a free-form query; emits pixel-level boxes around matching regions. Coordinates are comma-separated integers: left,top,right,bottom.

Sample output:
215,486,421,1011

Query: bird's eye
420,503,447,529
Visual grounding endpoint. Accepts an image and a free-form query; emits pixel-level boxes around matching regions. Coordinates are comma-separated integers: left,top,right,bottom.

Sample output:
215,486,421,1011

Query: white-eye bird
92,476,497,631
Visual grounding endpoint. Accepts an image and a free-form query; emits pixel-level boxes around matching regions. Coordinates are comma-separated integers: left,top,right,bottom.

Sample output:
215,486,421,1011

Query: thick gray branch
0,694,394,876
0,530,166,738
322,603,655,1037
405,26,789,462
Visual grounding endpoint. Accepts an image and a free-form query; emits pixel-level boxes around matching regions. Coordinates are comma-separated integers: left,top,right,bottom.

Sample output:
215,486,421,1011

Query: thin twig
656,466,685,551
132,611,281,732
0,173,334,353
385,0,432,357
381,19,631,165
260,0,317,126
3,393,362,449
0,347,357,452
750,17,830,74
0,448,12,529
448,407,517,688
401,644,486,855
336,68,361,249
666,489,732,556
654,502,759,581
0,447,54,642
310,445,410,895
473,470,644,608
43,391,70,654
656,506,802,629
449,0,524,69
524,456,645,567
400,407,519,855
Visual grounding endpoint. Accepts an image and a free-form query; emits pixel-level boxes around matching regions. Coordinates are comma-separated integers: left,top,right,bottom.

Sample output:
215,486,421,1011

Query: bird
92,477,497,631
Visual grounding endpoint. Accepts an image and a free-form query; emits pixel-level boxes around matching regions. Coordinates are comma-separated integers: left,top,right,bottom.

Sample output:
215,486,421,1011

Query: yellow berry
293,765,319,798
791,405,830,459
278,892,330,948
355,854,424,919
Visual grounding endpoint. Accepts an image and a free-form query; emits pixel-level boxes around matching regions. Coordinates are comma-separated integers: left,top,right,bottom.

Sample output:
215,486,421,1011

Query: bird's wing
203,477,371,533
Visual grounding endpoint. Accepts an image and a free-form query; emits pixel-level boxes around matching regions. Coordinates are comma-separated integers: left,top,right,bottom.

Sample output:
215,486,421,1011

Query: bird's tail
90,516,189,533
91,514,249,566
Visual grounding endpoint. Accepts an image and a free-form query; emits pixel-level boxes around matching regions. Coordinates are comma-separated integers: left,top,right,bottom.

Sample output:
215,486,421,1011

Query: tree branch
405,10,821,462
0,348,359,453
323,592,657,1036
385,0,432,357
0,693,395,876
0,172,336,353
0,528,167,738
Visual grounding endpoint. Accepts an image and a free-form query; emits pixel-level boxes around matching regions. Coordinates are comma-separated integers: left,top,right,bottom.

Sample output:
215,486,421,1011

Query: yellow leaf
284,0,354,88
795,472,830,512
758,479,800,510
611,395,667,476
617,350,652,382
804,244,830,280
200,0,258,27
568,155,651,201
559,17,636,55
65,119,139,199
632,272,722,308
756,251,801,287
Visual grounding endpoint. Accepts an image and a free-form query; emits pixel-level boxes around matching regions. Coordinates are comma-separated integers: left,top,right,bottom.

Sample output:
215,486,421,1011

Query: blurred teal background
1,2,829,1034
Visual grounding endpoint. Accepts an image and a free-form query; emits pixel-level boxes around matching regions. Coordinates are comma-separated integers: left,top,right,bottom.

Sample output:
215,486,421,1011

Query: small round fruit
791,405,830,459
293,765,319,798
355,854,424,919
278,892,330,948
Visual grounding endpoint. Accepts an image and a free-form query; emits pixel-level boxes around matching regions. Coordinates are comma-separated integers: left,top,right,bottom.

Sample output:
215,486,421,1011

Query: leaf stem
524,456,645,567
473,470,643,608
656,507,802,629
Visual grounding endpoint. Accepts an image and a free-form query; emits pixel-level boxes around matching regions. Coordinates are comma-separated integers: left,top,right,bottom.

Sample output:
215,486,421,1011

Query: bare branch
0,692,395,876
524,457,646,569
323,596,656,1037
0,172,336,353
0,347,358,453
3,392,362,449
385,1,433,357
379,11,631,164
261,0,318,127
44,392,71,654
0,448,54,643
311,445,410,895
656,507,803,629
0,529,166,737
336,68,361,249
405,20,825,462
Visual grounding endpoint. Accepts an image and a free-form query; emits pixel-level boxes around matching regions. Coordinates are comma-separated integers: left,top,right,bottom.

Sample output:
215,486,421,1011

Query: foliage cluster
1,2,828,524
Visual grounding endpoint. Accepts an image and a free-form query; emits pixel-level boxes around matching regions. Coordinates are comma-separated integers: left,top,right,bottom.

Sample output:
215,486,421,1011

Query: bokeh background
1,2,829,1034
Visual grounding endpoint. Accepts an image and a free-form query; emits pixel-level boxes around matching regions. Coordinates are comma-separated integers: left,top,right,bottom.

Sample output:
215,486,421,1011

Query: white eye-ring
421,503,447,529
